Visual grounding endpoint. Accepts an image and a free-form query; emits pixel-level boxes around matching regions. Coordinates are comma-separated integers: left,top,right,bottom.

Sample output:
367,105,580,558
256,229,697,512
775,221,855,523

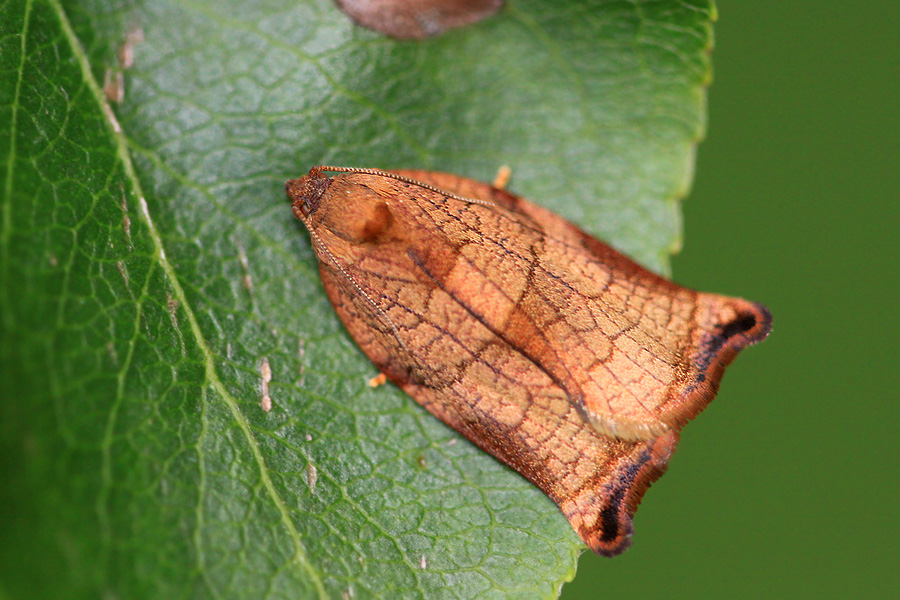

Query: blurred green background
563,1,899,598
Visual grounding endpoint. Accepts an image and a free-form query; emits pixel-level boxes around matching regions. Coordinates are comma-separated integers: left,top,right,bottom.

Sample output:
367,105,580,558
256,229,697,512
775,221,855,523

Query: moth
287,166,771,555
334,0,504,39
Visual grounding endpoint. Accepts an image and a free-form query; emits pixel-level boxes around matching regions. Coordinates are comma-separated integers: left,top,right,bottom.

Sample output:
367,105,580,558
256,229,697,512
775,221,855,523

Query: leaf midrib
0,0,34,334
48,1,328,596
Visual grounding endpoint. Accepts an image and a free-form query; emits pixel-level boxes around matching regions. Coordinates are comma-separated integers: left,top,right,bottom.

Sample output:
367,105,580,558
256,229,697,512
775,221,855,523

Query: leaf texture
0,0,713,597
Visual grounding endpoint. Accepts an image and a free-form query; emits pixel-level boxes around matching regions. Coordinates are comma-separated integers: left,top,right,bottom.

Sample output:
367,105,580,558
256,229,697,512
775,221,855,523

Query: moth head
295,173,403,247
287,167,331,220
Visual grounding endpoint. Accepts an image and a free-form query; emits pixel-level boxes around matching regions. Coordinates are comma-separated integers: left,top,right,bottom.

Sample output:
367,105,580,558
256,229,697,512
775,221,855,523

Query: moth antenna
299,214,416,364
315,166,501,209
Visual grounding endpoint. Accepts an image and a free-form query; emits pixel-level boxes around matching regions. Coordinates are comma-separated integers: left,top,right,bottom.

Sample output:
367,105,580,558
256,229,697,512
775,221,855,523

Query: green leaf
0,0,712,597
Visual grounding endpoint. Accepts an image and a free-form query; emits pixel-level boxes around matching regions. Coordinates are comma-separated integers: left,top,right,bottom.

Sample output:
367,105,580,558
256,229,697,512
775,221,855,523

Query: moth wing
397,371,681,557
507,193,772,436
326,244,681,556
390,170,770,441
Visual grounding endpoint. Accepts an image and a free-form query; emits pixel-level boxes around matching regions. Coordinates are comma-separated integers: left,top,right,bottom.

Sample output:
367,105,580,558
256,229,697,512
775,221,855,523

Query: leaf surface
0,0,713,597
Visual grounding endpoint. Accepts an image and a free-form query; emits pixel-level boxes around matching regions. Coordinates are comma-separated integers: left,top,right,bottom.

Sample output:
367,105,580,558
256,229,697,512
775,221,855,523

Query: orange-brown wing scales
287,167,771,555
394,171,709,440
320,260,676,556
501,188,772,433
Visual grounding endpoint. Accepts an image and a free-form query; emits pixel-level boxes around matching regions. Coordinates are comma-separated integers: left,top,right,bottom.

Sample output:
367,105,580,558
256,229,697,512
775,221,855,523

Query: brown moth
335,0,504,39
287,166,771,556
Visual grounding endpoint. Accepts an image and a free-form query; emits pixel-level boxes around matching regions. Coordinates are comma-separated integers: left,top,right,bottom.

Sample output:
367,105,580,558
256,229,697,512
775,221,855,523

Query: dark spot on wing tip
725,301,772,346
694,300,772,376
583,446,662,557
587,514,634,557
749,302,774,342
599,502,621,542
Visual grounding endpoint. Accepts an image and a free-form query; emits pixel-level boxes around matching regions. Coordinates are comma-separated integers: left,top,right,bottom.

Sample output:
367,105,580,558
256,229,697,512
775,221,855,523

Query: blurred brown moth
335,0,504,39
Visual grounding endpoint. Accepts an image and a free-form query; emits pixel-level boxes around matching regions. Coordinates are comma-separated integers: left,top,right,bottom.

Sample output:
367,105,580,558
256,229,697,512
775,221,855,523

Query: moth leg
367,372,388,388
492,165,512,189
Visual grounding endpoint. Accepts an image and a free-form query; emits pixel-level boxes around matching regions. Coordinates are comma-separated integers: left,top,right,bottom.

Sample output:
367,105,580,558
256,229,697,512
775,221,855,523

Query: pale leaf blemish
238,245,253,291
138,197,164,260
306,462,318,492
226,342,232,359
104,25,143,105
166,294,179,329
420,555,427,570
103,68,124,103
119,43,133,70
120,190,132,244
493,165,511,189
104,102,122,132
119,26,144,69
116,260,129,287
297,338,306,384
106,341,118,366
166,294,186,356
305,434,312,442
259,356,272,412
